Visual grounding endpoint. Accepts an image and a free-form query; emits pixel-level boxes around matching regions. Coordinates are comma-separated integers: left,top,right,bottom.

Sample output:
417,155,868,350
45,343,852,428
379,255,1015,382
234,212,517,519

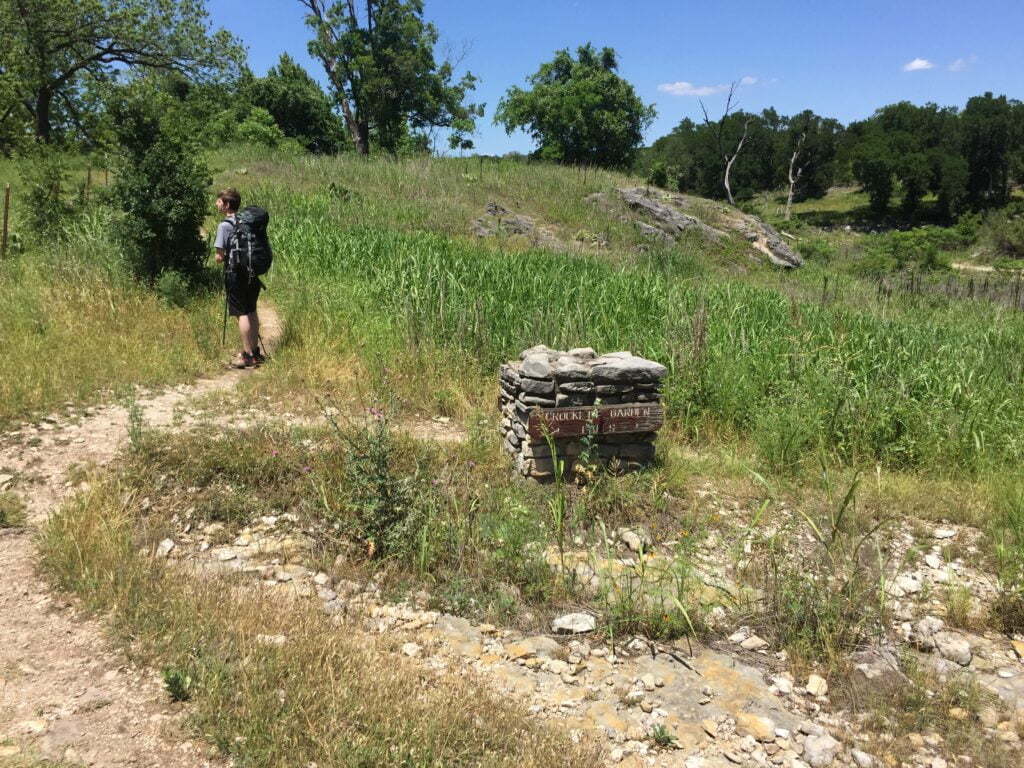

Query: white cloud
948,55,976,71
657,81,729,97
902,58,935,72
658,76,759,97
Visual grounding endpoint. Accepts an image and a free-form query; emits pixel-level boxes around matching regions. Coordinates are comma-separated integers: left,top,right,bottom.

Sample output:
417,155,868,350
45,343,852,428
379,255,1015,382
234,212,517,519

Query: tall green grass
208,144,659,255
0,206,222,426
257,184,1024,474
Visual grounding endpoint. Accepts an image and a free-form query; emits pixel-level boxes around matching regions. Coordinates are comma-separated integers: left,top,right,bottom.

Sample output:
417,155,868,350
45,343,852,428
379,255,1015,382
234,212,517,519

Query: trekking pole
1,183,9,260
222,295,228,346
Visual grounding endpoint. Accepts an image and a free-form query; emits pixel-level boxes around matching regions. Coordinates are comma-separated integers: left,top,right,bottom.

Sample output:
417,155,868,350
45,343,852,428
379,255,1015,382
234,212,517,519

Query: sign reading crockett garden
498,345,668,480
526,403,665,440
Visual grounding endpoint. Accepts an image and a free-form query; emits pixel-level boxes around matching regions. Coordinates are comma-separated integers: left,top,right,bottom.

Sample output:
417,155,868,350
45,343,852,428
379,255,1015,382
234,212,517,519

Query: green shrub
18,148,74,235
646,161,669,189
109,89,210,282
980,202,1024,259
334,417,434,558
798,237,836,263
154,269,192,308
853,226,960,274
162,665,193,702
237,107,287,148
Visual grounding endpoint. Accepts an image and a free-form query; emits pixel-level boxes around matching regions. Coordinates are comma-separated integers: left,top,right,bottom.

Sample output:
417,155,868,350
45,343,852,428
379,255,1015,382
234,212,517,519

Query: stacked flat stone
499,345,667,480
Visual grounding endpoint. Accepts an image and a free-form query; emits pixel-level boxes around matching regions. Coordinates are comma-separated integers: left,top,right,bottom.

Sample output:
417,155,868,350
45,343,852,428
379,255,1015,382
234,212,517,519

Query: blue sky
209,0,1024,155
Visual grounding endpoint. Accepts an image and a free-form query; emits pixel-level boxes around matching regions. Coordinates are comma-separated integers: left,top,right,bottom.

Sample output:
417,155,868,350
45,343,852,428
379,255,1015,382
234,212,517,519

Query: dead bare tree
784,131,806,221
700,82,750,206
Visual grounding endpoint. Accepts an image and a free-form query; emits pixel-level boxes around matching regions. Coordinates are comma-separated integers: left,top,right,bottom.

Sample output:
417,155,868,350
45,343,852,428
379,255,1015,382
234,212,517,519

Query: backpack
228,206,273,281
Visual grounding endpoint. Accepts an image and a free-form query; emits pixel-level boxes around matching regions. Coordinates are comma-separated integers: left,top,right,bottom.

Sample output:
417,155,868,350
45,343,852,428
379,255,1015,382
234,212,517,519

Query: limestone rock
851,749,873,767
736,712,777,742
552,612,596,634
806,674,828,697
156,538,175,557
591,356,667,384
740,634,769,651
402,642,423,658
934,631,972,666
913,616,945,651
1011,639,1024,660
618,527,651,554
521,354,552,379
803,733,841,767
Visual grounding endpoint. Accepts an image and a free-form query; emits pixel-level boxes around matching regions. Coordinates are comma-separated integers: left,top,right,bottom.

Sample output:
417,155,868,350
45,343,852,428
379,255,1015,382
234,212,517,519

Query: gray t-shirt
214,215,236,253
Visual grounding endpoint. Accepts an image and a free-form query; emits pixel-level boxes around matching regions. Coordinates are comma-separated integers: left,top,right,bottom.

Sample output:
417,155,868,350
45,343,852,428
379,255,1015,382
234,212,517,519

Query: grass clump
856,655,1019,768
987,477,1024,633
162,665,194,702
38,479,600,767
113,419,708,638
746,470,890,670
0,491,27,528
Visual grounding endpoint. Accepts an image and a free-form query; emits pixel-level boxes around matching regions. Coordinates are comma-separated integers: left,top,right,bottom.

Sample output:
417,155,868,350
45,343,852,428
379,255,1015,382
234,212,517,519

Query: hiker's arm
213,222,229,263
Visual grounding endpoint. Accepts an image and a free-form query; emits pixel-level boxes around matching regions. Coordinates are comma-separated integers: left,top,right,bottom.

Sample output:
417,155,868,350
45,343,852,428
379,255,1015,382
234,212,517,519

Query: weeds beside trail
38,479,599,768
0,206,221,427
252,184,1024,475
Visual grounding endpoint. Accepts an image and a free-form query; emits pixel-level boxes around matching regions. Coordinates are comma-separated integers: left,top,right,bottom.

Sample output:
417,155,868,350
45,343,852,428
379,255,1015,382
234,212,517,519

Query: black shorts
225,270,262,316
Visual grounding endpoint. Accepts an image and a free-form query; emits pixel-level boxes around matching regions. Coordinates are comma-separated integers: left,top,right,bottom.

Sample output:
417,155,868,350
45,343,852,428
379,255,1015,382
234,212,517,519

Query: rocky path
3,299,1023,767
0,307,284,766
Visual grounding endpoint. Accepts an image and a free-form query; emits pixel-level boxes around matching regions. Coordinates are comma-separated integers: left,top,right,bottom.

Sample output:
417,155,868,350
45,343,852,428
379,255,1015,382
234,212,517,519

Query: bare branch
784,132,806,221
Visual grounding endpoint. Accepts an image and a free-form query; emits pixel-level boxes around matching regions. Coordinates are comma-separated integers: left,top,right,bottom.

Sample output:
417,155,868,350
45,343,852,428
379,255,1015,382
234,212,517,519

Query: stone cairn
499,345,667,480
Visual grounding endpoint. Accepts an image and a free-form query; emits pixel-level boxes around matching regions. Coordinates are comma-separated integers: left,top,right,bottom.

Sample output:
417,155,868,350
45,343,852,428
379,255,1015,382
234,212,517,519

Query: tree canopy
0,0,241,144
247,53,346,153
647,108,839,202
495,44,655,169
643,90,1023,222
300,0,482,155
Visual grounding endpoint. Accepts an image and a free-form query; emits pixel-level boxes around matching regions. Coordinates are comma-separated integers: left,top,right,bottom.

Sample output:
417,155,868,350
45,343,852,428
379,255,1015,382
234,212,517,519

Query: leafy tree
237,106,287,147
247,53,346,153
647,110,781,202
851,132,895,214
962,92,1019,207
300,0,481,155
782,110,842,204
0,0,242,143
108,85,209,282
849,102,968,220
495,43,655,168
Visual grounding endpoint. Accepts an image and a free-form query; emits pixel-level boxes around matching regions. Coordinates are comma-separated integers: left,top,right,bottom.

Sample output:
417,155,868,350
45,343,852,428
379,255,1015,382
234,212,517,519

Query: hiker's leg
247,311,260,353
237,314,255,355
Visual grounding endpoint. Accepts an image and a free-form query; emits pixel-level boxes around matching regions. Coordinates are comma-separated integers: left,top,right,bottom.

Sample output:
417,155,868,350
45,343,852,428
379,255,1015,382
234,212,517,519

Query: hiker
214,188,271,368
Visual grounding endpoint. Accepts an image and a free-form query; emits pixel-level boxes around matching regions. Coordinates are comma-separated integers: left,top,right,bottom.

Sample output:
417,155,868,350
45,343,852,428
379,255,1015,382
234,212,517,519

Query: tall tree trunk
356,121,369,156
337,99,367,154
722,118,751,206
35,86,52,142
784,133,805,221
723,154,738,206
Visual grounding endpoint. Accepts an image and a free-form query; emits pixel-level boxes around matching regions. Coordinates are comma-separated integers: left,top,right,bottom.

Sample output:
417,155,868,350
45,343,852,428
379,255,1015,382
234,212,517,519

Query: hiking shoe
230,351,256,369
252,347,266,366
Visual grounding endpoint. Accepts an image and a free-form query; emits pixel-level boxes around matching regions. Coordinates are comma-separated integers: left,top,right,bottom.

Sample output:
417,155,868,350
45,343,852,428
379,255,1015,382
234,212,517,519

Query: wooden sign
527,404,664,440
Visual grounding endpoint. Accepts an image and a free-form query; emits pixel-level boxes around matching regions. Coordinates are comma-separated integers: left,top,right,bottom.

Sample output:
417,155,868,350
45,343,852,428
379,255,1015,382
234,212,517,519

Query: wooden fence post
1,183,10,260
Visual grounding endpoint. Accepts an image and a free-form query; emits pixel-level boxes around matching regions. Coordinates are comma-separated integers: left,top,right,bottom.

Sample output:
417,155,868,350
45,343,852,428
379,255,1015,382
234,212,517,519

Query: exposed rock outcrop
591,187,803,268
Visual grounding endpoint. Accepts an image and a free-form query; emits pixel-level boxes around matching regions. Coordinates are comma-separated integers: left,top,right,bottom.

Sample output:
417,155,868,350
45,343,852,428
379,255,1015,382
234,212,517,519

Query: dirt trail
951,260,996,273
0,306,283,766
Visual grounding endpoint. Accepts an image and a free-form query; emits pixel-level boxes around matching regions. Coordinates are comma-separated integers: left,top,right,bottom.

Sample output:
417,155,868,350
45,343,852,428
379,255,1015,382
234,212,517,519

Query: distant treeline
641,93,1024,219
